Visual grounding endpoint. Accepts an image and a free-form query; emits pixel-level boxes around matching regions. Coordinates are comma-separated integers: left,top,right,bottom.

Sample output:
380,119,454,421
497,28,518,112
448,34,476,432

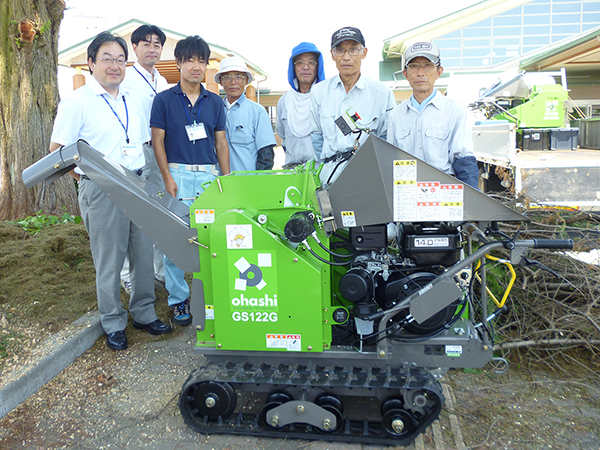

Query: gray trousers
79,178,158,334
120,142,165,283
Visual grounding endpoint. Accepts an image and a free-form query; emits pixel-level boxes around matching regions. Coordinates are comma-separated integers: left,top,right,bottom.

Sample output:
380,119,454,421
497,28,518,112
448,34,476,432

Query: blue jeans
164,166,216,307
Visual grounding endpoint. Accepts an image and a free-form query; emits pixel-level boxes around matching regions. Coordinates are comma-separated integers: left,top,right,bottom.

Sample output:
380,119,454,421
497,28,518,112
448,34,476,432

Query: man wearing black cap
309,26,396,184
387,42,478,188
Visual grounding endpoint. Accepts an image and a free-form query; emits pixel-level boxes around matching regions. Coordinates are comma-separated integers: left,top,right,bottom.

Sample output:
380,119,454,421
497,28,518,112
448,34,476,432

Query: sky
60,0,482,91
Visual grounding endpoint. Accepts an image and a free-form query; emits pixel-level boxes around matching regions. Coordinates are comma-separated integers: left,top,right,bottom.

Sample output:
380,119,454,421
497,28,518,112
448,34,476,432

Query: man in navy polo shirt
151,35,230,326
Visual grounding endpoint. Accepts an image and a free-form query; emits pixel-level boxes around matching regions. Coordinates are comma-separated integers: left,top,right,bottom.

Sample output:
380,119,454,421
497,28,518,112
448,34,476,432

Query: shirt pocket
356,113,379,133
229,123,253,145
392,127,412,151
424,127,450,153
320,105,339,138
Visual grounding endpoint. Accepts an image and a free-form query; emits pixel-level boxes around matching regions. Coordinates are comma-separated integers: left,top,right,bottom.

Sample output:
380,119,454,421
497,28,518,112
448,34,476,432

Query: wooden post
205,67,218,94
246,84,256,102
73,67,85,90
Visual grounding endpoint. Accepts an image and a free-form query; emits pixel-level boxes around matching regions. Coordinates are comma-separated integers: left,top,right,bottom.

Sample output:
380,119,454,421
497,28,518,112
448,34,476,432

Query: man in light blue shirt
214,57,276,172
310,26,396,184
387,42,478,188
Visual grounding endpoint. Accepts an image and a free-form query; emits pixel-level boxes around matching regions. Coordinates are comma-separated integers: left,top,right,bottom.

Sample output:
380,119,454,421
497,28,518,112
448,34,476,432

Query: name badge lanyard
102,94,130,143
180,94,203,143
133,65,157,95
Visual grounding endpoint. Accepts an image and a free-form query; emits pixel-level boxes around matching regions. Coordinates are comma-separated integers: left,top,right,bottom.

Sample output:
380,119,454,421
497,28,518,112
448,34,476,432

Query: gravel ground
2,317,600,450
0,324,467,450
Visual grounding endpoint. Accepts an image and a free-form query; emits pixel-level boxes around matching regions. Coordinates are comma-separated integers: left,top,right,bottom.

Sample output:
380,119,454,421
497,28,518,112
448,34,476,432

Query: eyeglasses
406,62,439,73
221,74,247,82
294,60,318,68
97,57,127,66
332,46,363,57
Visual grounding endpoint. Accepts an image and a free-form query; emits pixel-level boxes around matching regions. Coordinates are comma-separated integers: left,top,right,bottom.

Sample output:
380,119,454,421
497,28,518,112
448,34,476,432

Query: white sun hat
214,56,254,84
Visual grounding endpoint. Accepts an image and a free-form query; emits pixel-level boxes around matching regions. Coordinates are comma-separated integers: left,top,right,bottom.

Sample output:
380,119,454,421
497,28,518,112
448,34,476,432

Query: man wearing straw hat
214,57,276,172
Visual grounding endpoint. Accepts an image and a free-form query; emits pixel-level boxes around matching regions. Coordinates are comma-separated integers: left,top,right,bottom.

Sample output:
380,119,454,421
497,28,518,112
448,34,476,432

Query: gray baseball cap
404,42,440,67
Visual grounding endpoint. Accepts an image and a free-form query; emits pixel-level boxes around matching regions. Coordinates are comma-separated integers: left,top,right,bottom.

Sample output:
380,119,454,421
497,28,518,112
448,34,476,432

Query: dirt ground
0,220,174,377
1,220,600,449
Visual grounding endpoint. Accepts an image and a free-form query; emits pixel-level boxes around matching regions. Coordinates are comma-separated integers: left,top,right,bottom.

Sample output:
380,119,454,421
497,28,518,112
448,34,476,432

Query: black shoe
132,319,173,335
106,331,128,350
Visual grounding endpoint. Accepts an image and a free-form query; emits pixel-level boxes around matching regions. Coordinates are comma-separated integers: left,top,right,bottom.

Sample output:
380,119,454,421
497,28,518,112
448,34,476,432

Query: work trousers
120,142,165,283
79,178,158,333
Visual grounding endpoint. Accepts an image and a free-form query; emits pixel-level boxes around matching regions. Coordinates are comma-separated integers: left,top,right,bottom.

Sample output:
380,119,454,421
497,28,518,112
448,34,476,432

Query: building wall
434,0,600,69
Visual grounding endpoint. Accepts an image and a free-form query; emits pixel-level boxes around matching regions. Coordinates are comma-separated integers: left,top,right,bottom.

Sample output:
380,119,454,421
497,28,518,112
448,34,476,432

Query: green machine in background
473,70,569,129
492,83,568,129
470,70,576,151
22,136,573,446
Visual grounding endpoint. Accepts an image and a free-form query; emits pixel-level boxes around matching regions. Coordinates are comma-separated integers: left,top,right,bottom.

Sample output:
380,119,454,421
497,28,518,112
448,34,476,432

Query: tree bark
0,0,78,221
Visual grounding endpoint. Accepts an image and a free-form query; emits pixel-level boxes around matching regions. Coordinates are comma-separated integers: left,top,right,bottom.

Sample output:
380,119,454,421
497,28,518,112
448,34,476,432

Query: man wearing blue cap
277,42,325,169
387,41,478,188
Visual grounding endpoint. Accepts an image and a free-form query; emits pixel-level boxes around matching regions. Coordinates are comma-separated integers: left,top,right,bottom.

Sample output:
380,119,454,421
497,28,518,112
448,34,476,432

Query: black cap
331,27,365,49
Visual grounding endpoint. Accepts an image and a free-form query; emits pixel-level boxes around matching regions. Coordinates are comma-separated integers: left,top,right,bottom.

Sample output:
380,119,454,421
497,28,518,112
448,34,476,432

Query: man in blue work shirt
387,42,478,188
310,26,396,185
214,57,276,172
151,35,230,326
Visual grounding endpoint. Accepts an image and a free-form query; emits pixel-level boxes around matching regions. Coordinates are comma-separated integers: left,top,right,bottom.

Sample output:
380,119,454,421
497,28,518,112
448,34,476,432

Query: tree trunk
0,0,79,221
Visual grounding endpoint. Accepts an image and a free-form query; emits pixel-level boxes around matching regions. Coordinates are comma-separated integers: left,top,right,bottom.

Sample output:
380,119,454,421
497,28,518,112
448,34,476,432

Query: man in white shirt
49,32,172,351
310,26,396,184
119,24,169,292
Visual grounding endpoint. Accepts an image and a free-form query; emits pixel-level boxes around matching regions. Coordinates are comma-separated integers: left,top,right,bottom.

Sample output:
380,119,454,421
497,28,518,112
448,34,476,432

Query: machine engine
337,222,463,340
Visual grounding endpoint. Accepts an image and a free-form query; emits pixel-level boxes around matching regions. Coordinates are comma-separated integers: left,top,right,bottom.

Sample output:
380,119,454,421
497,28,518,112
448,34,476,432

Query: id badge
185,123,208,141
122,144,139,158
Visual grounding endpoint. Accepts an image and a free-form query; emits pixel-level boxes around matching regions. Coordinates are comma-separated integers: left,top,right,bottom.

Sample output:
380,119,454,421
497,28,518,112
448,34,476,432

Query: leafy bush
14,208,82,234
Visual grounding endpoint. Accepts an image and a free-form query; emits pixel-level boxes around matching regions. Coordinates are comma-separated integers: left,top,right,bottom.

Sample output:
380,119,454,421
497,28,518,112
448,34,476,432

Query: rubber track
179,361,445,446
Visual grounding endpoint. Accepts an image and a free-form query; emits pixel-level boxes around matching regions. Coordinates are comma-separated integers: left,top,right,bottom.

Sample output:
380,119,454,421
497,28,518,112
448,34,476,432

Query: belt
168,163,218,175
79,167,142,181
323,150,355,164
143,140,152,146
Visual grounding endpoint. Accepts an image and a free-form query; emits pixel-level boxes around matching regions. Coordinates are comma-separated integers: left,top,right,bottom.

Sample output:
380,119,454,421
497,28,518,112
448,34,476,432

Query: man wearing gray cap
214,57,276,172
387,42,478,188
309,26,396,184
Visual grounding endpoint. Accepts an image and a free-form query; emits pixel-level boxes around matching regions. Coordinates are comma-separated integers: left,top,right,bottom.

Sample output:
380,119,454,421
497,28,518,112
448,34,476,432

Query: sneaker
173,299,192,326
120,280,132,295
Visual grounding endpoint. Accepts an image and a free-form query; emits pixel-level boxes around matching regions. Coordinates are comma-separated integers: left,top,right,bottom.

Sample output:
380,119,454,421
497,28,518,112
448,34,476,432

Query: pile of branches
482,195,600,373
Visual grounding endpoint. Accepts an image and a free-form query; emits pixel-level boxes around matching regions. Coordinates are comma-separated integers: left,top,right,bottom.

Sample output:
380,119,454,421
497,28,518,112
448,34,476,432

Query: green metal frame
190,164,333,353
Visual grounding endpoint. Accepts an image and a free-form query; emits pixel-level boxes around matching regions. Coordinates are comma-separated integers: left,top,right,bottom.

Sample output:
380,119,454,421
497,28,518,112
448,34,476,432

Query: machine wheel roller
315,394,343,434
179,379,237,424
261,391,293,430
380,397,416,438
